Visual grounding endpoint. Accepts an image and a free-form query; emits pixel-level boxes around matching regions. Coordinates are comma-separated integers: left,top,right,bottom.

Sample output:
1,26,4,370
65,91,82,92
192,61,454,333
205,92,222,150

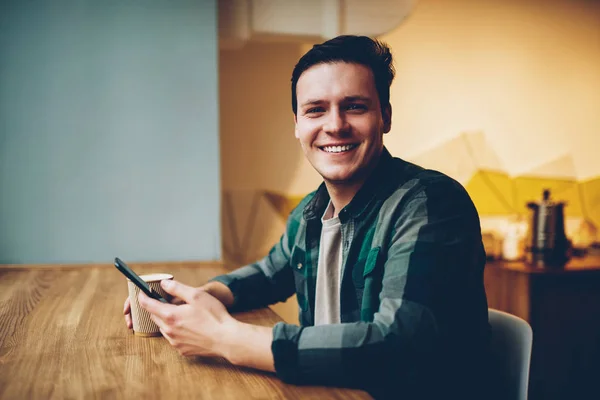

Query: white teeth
322,144,356,153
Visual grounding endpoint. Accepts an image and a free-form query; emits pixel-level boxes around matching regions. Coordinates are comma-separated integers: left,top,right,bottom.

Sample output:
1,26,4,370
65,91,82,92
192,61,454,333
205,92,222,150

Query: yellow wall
382,0,600,179
381,0,600,238
219,0,600,322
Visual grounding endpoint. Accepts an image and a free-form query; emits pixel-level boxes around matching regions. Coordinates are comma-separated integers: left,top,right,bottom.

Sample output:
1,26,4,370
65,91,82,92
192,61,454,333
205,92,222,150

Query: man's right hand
123,281,234,329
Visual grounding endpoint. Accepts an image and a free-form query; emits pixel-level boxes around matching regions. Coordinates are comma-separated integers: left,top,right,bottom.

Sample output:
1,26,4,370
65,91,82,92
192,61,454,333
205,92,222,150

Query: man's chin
321,172,360,186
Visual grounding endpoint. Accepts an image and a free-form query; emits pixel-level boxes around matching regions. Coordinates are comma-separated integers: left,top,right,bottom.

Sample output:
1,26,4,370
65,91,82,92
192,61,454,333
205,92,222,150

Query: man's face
294,62,391,186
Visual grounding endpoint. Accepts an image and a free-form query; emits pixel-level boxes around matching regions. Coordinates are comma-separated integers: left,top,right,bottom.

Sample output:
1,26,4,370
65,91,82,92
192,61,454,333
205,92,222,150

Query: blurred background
1,0,598,266
218,0,599,266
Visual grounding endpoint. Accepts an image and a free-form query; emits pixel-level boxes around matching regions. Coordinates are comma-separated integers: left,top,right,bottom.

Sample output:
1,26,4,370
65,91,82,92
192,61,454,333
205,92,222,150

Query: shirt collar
303,147,395,223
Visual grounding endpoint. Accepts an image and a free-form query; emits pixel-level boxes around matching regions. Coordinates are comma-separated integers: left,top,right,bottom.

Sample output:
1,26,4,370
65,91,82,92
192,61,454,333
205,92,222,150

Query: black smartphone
114,257,168,303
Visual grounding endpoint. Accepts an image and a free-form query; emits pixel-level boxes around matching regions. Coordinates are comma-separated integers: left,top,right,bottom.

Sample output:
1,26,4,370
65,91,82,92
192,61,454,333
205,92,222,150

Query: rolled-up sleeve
270,181,486,396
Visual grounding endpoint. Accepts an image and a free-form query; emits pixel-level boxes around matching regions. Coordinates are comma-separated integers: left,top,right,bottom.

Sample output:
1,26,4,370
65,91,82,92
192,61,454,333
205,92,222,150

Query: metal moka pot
525,189,570,267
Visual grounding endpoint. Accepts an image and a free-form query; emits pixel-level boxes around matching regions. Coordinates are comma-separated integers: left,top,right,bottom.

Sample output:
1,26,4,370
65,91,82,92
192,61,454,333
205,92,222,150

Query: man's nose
323,109,350,135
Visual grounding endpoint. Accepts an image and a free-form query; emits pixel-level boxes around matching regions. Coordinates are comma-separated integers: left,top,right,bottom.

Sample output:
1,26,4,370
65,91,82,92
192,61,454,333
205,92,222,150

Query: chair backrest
488,308,533,400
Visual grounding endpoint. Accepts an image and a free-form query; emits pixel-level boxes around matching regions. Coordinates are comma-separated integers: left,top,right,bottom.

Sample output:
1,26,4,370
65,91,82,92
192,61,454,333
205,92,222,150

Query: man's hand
138,280,238,358
124,297,133,329
136,280,276,373
197,281,235,308
123,281,234,330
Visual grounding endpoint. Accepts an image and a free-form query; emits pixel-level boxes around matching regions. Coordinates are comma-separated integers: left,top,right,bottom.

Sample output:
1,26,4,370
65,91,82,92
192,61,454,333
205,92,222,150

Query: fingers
138,291,177,321
150,313,172,337
160,280,202,304
124,297,132,329
123,297,130,315
150,314,177,347
170,296,186,306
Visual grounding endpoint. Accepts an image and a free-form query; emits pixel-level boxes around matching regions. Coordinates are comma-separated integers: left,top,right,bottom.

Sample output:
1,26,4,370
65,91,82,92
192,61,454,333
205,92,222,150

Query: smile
320,144,358,153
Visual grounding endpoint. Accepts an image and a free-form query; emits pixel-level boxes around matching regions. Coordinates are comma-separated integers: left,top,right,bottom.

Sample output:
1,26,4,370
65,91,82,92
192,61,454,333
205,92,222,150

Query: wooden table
484,255,600,400
0,262,371,399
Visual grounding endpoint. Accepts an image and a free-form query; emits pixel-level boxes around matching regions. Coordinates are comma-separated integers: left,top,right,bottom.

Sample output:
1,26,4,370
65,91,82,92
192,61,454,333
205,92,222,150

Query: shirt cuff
271,322,303,384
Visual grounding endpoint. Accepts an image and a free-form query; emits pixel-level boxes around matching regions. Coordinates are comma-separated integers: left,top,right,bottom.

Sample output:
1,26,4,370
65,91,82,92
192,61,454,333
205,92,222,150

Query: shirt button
297,263,302,269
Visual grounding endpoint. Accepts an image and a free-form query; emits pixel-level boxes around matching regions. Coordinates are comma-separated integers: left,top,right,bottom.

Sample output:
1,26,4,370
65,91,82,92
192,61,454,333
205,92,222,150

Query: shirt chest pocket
351,246,383,288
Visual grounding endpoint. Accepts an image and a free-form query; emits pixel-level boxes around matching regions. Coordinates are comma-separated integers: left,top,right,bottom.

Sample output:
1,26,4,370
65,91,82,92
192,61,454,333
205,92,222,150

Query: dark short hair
291,35,395,115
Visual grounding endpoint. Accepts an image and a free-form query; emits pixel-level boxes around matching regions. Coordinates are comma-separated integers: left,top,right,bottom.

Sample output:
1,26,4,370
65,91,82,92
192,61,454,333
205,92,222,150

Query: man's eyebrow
343,96,372,103
300,96,372,107
300,99,325,107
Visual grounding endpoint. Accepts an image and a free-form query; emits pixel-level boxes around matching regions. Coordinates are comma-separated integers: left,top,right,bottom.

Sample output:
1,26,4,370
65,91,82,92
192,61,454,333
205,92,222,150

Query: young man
126,35,492,399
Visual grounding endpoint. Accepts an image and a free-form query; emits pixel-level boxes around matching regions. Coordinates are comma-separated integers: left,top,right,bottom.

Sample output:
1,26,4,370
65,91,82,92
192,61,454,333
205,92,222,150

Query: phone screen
114,257,168,303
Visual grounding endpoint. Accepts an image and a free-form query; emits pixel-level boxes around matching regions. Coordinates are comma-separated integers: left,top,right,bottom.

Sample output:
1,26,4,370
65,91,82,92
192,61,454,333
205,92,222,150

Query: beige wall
219,42,316,323
219,42,321,194
219,42,321,268
219,0,600,322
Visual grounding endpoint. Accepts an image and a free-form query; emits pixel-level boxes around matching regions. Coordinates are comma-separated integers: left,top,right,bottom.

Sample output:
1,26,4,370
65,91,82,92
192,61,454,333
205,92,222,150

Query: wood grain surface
0,263,371,399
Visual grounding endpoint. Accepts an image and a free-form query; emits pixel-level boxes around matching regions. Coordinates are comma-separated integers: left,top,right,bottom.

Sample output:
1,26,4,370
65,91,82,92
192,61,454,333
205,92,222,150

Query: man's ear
294,114,299,139
382,104,392,134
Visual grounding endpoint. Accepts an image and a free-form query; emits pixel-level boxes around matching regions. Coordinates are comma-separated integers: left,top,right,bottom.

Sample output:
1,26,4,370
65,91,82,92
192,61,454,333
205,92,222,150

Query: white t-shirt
314,201,343,325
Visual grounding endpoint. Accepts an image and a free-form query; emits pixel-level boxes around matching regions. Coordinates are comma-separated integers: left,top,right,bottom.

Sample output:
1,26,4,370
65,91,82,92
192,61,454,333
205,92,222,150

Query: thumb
160,280,198,303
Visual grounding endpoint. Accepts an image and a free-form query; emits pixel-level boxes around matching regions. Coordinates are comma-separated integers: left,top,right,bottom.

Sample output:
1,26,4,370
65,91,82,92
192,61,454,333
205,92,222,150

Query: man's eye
346,104,367,111
306,107,325,114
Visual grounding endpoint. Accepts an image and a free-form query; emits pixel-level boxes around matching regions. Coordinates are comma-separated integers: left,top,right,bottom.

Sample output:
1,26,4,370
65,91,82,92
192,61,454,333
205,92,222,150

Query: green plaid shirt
212,148,491,399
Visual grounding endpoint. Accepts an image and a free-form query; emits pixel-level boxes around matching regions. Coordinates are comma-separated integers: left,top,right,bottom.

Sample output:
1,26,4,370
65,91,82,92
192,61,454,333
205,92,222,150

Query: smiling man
127,36,493,399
